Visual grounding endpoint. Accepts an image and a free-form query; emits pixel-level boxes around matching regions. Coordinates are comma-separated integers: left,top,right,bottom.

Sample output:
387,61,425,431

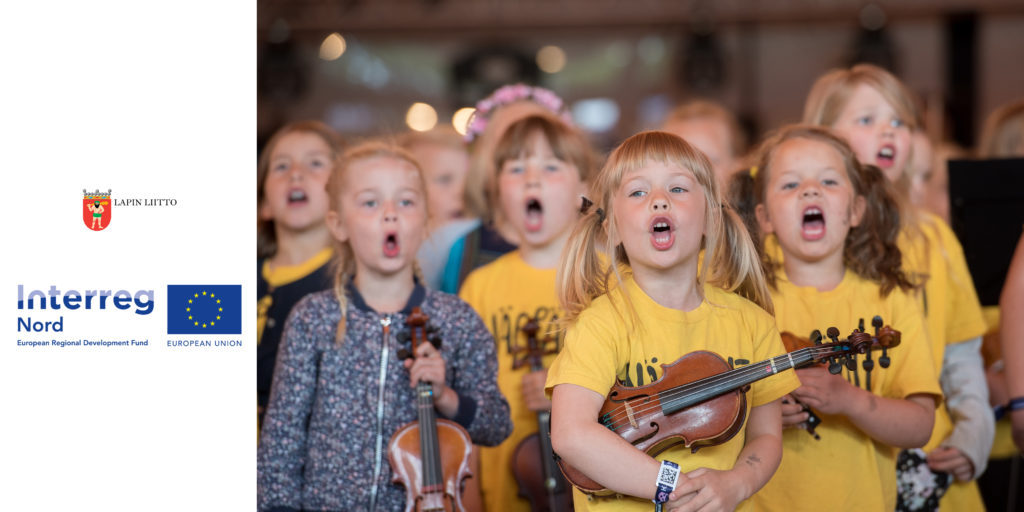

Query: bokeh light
406,102,438,132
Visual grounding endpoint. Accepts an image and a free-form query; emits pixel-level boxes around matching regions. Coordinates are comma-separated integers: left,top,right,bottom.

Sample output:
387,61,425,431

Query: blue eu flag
167,285,241,334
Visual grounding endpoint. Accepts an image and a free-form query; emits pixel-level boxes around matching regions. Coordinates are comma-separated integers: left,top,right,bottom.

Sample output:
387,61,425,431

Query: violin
557,320,901,495
388,307,474,512
510,317,573,512
780,316,897,439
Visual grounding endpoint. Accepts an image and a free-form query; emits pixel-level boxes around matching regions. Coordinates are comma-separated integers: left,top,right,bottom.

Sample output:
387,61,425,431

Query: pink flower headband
464,83,574,143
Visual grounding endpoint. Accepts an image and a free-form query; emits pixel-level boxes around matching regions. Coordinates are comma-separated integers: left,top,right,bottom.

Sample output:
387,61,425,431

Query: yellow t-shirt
459,251,564,512
753,270,942,512
545,277,799,512
899,212,988,511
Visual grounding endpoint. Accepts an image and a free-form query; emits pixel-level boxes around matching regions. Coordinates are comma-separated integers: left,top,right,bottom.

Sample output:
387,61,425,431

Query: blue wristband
653,460,680,505
996,396,1024,420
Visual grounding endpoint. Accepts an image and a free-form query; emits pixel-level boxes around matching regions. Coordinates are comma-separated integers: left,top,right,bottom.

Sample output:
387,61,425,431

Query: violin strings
600,345,848,431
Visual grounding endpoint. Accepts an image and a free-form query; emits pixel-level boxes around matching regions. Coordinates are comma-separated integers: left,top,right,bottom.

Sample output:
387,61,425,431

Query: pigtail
706,203,775,315
845,164,915,296
331,243,357,344
557,204,610,323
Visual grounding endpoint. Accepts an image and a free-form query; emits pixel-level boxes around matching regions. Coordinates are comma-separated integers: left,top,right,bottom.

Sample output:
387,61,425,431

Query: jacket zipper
368,315,392,511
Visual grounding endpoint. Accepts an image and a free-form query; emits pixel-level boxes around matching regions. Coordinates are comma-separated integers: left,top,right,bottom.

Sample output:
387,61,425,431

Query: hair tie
749,166,759,178
579,196,606,223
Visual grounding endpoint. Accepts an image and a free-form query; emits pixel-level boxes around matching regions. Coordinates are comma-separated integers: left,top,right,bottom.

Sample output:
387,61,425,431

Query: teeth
806,208,821,215
289,190,306,200
654,222,668,229
879,147,894,157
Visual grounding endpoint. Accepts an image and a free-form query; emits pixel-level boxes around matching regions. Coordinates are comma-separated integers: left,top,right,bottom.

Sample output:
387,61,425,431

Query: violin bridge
625,401,639,429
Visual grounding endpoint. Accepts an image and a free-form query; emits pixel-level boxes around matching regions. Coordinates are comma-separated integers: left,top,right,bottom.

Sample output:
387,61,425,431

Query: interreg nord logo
83,189,112,231
167,285,242,335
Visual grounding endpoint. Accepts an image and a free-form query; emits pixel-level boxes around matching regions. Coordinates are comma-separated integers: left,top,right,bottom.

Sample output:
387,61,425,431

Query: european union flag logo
167,285,241,334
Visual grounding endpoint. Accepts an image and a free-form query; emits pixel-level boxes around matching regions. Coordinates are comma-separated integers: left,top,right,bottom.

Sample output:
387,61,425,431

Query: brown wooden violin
557,320,901,495
389,307,473,512
780,316,898,439
510,317,573,512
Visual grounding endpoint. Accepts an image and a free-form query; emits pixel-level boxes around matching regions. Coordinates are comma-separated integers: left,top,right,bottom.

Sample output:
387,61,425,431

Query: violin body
559,351,746,494
389,418,473,512
512,413,574,511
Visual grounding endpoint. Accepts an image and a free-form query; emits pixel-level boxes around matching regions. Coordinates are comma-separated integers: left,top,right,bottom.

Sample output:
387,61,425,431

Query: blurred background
256,0,1024,152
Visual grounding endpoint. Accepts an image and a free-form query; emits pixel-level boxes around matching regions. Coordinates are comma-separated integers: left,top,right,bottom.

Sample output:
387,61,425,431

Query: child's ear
754,204,774,234
849,195,867,227
325,210,348,242
258,198,273,221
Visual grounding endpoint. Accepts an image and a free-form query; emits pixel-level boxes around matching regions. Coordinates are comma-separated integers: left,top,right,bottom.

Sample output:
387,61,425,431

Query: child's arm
792,366,936,448
428,297,512,447
257,300,322,511
667,399,784,512
550,383,668,499
927,336,993,481
1001,232,1024,452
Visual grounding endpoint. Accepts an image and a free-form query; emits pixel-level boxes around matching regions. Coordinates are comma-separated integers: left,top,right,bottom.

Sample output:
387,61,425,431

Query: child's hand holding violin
404,341,460,418
780,394,811,428
791,366,855,415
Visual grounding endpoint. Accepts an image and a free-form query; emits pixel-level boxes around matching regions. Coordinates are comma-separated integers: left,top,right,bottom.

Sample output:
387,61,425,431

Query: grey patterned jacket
257,283,512,511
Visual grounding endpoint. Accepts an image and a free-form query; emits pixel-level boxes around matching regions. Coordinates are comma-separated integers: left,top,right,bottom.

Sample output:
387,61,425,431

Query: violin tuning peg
810,330,823,345
396,348,412,361
826,327,840,343
857,318,865,332
845,356,857,371
862,358,875,372
879,352,891,369
872,315,883,330
828,361,843,375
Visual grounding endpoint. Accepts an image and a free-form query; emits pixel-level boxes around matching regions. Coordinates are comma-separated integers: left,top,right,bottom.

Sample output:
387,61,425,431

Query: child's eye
628,190,647,198
545,164,561,172
399,198,415,207
890,118,904,128
362,199,377,208
822,178,839,186
780,182,797,190
856,116,872,126
669,186,687,193
504,164,524,175
272,162,290,172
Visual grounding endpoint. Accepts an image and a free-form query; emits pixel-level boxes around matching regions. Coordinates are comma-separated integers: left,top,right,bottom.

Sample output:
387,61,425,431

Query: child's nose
382,201,398,221
524,164,541,187
650,191,670,211
801,184,822,197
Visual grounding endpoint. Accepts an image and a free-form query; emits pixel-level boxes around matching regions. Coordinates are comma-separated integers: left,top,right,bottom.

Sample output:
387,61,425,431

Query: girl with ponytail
546,131,799,511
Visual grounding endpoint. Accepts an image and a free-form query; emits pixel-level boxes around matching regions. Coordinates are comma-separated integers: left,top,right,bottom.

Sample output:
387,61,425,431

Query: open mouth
650,216,675,250
802,206,825,241
383,232,400,257
287,189,308,204
876,145,895,168
525,198,543,232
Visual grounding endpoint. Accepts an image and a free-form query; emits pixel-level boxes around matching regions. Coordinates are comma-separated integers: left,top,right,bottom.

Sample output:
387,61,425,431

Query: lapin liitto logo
83,189,112,231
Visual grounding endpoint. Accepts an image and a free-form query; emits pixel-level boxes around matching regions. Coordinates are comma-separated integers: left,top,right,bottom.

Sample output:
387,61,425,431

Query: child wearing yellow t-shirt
546,131,799,512
459,115,596,512
739,125,941,511
804,64,991,511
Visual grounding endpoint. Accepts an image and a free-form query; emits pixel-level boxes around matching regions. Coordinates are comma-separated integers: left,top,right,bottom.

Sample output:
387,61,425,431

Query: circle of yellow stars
186,290,223,329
